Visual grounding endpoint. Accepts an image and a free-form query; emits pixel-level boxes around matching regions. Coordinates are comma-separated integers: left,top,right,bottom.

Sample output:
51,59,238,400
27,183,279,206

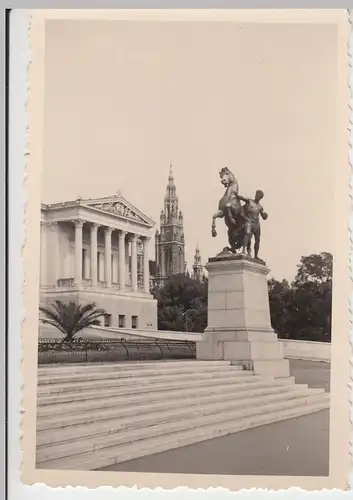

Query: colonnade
74,219,150,293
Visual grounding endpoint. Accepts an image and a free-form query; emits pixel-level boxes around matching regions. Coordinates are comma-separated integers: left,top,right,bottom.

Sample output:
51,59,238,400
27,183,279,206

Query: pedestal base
196,329,290,378
196,254,290,379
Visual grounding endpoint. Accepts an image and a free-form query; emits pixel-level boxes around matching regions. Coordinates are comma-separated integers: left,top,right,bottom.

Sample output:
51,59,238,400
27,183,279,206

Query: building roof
41,193,155,229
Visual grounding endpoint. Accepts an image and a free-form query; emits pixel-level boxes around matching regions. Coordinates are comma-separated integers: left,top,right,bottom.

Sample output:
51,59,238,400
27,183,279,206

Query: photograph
21,9,350,491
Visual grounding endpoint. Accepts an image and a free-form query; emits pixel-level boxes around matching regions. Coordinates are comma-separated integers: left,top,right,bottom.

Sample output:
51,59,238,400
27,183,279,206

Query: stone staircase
36,360,330,471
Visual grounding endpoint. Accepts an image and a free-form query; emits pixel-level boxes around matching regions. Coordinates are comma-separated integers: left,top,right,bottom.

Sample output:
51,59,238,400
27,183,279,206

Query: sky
41,20,337,281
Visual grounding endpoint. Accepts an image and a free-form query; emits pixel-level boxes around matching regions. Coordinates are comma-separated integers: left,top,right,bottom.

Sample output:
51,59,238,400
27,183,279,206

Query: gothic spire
155,162,186,282
194,245,201,266
164,162,178,221
193,245,204,281
168,161,174,186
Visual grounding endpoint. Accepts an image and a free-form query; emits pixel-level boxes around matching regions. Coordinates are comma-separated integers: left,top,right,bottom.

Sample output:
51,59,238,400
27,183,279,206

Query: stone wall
38,323,201,343
279,339,331,362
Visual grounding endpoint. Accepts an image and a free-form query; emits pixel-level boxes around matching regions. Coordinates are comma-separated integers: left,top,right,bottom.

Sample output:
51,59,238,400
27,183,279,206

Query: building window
104,314,112,327
131,316,138,329
118,315,126,328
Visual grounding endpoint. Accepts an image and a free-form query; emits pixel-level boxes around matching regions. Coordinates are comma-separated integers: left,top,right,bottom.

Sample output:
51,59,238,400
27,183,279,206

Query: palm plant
39,300,107,342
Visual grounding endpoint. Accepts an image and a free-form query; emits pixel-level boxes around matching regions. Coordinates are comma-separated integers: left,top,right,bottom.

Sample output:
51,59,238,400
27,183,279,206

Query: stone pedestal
196,253,290,379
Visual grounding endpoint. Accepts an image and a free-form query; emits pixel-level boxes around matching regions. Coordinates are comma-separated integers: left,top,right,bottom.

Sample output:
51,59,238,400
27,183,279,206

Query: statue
211,168,268,261
239,190,268,260
211,167,246,254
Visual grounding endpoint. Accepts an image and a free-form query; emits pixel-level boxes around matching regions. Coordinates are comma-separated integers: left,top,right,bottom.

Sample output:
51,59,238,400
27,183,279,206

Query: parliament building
39,164,204,332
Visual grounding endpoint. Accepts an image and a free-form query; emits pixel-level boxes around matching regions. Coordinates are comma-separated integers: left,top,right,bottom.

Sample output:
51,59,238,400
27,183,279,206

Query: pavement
99,359,331,476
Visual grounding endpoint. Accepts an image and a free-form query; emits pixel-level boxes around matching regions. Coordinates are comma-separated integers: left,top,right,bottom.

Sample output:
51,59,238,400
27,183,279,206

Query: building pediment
81,195,155,228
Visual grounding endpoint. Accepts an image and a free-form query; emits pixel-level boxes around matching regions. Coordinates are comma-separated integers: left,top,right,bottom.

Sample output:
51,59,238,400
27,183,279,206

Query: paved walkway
99,360,330,476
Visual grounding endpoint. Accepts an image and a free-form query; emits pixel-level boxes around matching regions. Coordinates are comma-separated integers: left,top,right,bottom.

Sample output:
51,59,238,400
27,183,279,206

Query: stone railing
45,278,145,293
38,337,196,364
56,278,74,288
38,322,331,362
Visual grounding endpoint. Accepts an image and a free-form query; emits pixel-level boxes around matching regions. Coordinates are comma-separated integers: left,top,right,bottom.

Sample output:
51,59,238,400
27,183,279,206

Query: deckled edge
347,7,353,491
18,10,352,496
20,10,32,479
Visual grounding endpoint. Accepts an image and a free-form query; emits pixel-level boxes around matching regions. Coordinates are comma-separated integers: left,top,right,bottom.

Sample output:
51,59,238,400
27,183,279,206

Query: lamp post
181,308,191,332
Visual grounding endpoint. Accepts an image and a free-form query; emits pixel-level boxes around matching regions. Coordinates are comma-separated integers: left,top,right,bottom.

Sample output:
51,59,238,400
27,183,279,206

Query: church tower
193,245,204,282
155,163,186,281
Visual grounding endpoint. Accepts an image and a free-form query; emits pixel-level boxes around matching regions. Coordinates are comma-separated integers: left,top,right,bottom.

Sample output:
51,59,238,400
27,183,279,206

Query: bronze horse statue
211,167,246,253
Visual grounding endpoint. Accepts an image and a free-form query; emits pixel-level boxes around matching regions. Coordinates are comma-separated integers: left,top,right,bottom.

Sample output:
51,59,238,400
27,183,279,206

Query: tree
287,282,332,342
291,252,332,341
268,252,333,342
152,274,208,332
293,252,333,286
268,278,293,338
39,300,107,342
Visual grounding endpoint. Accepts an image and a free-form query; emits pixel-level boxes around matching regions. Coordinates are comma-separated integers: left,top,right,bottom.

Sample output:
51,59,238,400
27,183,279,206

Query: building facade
154,165,186,286
40,193,157,330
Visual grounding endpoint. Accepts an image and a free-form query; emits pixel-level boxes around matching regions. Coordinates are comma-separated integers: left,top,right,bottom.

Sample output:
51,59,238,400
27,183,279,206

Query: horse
211,167,246,253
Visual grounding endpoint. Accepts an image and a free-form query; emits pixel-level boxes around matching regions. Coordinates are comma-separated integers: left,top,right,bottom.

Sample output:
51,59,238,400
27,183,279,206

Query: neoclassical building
40,193,157,329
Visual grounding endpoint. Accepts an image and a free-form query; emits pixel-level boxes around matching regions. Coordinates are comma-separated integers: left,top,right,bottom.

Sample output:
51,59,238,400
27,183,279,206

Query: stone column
137,239,143,283
104,227,112,287
40,221,47,286
111,253,117,283
42,221,61,286
118,230,126,290
90,224,98,286
143,237,150,293
83,250,90,279
75,219,84,283
98,252,104,282
131,234,138,292
125,236,130,284
46,222,60,284
53,222,61,283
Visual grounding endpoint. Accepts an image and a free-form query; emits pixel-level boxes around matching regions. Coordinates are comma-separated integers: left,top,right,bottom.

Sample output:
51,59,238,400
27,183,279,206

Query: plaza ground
99,359,330,476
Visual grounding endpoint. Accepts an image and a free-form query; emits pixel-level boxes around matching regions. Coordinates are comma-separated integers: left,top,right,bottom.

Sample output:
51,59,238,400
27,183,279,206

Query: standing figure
239,190,268,260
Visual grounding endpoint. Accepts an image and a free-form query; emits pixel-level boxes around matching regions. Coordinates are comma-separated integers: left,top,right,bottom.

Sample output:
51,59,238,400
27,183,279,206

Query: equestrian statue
211,167,268,261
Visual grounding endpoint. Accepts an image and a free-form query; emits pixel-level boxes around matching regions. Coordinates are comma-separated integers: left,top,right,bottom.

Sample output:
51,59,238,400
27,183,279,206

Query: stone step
37,372,281,406
37,363,243,386
37,360,229,377
37,372,294,408
93,397,329,470
36,378,301,419
36,389,326,461
37,383,316,431
37,392,329,468
37,373,286,406
37,369,259,396
41,388,311,449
